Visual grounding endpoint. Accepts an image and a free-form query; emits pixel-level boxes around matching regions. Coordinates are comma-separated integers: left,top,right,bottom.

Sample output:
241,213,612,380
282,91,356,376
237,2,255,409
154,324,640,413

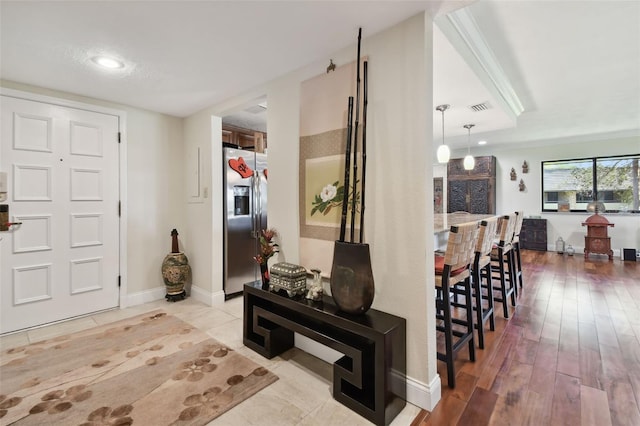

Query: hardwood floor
412,250,640,426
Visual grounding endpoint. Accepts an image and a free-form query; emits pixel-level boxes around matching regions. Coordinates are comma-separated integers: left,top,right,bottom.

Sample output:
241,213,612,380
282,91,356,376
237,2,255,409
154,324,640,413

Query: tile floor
0,297,420,425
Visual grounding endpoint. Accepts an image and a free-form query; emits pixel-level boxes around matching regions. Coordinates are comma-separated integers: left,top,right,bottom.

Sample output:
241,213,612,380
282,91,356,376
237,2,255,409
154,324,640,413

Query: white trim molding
190,285,225,307
125,286,165,307
406,374,442,411
437,7,524,121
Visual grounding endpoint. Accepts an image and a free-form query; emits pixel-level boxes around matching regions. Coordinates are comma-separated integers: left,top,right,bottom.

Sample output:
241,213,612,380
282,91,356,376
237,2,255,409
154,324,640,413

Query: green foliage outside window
542,154,639,212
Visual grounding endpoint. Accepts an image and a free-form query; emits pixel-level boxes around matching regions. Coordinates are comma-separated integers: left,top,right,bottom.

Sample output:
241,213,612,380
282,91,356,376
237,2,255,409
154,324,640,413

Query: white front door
0,95,120,334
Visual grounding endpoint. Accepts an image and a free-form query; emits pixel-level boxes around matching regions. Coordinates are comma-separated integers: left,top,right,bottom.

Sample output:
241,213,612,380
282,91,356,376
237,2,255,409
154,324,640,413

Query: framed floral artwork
298,59,364,273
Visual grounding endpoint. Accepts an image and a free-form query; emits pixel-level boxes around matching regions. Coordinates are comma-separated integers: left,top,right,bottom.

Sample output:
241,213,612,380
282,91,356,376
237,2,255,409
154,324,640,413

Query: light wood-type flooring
412,249,640,426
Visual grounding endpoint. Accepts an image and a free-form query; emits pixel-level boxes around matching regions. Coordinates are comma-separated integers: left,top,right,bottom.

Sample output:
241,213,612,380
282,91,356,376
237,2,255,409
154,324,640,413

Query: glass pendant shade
463,154,475,170
463,123,475,170
435,104,450,164
437,144,451,163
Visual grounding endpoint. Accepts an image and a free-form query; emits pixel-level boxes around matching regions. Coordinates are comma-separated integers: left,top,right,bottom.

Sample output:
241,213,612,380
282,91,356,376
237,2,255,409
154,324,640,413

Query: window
545,191,558,202
542,154,640,213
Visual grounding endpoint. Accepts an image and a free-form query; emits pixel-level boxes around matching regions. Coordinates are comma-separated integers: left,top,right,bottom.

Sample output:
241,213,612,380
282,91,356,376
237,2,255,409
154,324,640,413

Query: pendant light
436,104,450,163
463,124,475,170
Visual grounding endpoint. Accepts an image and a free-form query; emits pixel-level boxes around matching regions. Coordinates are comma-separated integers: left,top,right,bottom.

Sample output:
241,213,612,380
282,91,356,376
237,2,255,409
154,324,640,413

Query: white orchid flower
320,184,337,202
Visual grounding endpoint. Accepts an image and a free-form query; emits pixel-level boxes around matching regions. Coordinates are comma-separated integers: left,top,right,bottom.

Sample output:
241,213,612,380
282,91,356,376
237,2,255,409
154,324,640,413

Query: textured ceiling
1,1,466,117
1,1,639,150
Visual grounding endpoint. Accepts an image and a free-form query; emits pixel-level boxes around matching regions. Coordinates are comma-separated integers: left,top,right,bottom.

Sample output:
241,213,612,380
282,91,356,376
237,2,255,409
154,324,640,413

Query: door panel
469,179,490,214
448,180,468,212
1,95,120,333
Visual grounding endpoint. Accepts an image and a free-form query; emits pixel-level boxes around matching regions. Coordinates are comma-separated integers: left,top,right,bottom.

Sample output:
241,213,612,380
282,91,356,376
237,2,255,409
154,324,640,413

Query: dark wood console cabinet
520,218,548,251
243,283,406,426
447,156,496,214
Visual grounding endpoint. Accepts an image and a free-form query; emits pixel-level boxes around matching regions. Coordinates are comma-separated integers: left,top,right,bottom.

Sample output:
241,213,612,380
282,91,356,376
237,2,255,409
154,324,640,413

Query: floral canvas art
305,155,360,227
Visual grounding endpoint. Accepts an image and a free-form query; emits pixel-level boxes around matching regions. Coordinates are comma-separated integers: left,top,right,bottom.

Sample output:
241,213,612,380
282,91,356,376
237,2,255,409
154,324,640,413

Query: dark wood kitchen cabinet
222,124,267,153
447,156,496,214
520,218,547,251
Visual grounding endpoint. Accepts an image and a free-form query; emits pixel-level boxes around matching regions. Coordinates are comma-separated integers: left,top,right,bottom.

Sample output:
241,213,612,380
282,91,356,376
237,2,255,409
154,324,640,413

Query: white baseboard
190,285,225,307
406,374,441,411
125,286,165,307
546,245,622,258
124,285,225,308
295,335,342,363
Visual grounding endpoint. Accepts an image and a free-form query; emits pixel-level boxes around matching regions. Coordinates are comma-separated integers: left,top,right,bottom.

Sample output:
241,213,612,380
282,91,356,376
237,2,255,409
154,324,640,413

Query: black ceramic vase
330,241,374,315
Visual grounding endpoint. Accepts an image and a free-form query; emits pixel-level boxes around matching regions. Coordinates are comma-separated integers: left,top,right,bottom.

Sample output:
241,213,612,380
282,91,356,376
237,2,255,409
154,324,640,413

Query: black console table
243,283,406,426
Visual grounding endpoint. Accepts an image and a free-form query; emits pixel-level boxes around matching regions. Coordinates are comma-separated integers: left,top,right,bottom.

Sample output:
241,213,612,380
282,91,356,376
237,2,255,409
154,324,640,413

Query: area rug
0,310,278,425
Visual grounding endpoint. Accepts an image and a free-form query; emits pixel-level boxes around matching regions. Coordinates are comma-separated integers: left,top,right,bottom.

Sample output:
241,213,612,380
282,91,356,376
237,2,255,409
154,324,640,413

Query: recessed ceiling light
91,56,124,69
478,140,487,145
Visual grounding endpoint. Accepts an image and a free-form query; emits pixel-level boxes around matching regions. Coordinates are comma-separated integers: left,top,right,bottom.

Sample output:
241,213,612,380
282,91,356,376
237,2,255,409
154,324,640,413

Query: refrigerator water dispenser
233,185,250,215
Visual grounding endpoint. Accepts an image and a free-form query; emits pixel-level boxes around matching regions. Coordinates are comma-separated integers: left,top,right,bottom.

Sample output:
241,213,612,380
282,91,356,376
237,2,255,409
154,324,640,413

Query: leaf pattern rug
0,310,278,425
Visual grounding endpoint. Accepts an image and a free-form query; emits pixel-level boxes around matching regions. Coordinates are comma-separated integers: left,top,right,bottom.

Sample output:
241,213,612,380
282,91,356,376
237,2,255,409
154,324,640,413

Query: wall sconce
435,104,450,163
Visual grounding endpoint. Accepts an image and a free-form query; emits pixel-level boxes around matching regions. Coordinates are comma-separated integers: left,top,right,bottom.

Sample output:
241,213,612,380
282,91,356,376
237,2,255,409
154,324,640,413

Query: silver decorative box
270,262,307,297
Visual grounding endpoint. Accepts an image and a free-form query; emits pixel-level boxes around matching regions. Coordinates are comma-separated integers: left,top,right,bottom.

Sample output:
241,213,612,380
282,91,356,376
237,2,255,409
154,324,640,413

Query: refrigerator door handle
254,171,262,232
250,172,258,238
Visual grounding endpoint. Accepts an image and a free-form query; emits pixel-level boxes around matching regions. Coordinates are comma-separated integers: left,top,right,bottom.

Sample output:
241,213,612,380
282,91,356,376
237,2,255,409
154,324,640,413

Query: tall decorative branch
339,96,354,242
359,60,368,243
349,28,362,243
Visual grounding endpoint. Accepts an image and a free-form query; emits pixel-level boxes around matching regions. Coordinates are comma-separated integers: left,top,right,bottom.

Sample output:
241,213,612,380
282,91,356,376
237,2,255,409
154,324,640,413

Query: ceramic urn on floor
162,229,190,301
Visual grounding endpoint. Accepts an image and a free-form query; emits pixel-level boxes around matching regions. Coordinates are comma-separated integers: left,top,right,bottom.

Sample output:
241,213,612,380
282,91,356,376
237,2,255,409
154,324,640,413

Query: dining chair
435,220,479,388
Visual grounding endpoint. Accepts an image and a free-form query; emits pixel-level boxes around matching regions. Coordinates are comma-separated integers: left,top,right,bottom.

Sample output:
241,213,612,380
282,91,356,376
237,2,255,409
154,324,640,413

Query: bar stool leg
472,266,494,349
473,260,496,350
515,243,523,290
440,283,456,388
508,250,517,306
484,263,495,331
463,277,476,362
472,267,484,349
496,248,510,318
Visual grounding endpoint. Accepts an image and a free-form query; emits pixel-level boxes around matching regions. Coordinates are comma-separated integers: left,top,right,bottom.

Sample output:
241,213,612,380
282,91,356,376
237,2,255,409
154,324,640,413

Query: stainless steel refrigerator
222,147,268,299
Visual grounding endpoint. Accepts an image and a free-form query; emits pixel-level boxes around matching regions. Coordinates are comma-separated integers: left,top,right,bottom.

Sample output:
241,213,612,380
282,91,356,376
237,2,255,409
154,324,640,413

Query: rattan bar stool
489,214,517,319
472,216,498,349
435,221,479,388
451,217,499,349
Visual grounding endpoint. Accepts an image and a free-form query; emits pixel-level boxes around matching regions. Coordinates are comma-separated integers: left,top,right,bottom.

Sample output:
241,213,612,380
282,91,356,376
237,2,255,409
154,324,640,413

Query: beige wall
182,111,221,304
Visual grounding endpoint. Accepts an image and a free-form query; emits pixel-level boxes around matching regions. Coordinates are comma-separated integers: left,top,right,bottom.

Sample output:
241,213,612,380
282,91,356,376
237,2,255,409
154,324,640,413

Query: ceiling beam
437,7,524,122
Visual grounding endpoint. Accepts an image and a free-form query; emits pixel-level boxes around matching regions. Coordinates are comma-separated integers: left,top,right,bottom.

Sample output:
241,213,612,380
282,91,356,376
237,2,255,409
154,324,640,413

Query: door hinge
118,275,121,287
118,132,121,143
118,201,121,217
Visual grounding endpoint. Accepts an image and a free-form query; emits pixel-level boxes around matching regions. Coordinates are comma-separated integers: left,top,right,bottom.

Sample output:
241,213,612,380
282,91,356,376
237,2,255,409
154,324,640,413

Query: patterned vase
162,253,190,296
